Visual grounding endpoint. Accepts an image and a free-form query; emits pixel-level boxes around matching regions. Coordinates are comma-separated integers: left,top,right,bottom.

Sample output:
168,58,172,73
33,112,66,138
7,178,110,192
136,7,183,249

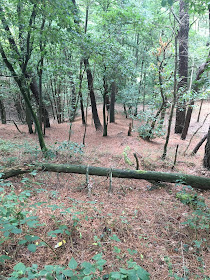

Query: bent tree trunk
204,126,210,169
1,163,210,190
84,58,102,130
192,133,208,155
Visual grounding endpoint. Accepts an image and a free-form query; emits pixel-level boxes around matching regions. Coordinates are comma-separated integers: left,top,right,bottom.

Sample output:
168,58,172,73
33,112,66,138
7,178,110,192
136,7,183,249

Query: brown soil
0,101,209,279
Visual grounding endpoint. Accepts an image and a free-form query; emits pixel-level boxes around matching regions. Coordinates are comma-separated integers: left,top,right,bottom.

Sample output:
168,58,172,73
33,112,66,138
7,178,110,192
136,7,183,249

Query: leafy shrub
9,256,150,279
49,141,84,162
135,112,165,140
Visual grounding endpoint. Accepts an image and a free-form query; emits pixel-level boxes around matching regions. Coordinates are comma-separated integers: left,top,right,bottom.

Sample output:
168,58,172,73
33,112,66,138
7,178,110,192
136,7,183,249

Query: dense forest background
0,0,209,151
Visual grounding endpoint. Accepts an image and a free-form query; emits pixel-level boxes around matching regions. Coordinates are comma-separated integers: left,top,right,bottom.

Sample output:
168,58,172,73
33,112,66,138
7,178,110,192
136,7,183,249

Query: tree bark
0,97,6,124
103,70,109,136
1,163,210,190
175,0,189,134
192,134,208,155
181,53,210,140
181,100,194,140
79,60,86,125
197,99,203,122
69,76,77,122
84,58,102,130
162,34,178,159
203,126,210,169
110,81,116,123
28,75,50,128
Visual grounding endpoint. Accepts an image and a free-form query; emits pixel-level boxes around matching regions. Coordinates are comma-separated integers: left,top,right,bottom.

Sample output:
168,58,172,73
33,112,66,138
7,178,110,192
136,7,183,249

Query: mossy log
1,163,210,190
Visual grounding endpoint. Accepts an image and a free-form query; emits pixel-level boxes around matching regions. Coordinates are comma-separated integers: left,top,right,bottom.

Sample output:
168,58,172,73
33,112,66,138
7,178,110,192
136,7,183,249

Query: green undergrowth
0,169,209,280
0,138,84,167
0,175,150,280
165,185,210,280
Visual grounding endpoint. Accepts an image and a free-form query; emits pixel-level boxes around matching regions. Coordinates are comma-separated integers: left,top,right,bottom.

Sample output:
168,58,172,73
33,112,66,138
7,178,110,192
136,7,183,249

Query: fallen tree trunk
1,163,210,190
0,165,35,179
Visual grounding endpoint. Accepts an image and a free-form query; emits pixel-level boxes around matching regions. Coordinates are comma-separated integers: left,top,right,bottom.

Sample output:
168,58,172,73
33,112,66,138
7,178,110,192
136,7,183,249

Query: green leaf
168,0,174,6
161,0,167,7
0,255,11,263
83,277,92,280
109,272,122,279
19,239,27,245
11,228,22,234
81,262,96,275
68,257,78,270
30,170,37,176
136,266,150,280
62,269,74,277
127,249,138,255
96,259,107,267
27,244,37,253
13,262,26,273
25,235,39,242
110,234,121,242
44,265,55,272
92,253,103,260
114,246,121,254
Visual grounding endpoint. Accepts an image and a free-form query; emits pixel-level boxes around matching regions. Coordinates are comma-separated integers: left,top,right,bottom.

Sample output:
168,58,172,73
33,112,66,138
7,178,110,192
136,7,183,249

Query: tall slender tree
175,0,189,134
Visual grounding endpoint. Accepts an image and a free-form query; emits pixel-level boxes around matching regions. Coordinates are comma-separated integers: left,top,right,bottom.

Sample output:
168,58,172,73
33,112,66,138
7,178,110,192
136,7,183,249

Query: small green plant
164,256,189,280
176,187,209,233
0,139,18,155
173,187,210,279
123,146,133,166
9,254,150,279
47,141,84,162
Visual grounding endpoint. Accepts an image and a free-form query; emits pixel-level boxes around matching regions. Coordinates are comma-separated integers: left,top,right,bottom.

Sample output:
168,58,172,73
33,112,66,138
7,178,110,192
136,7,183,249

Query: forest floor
0,101,210,279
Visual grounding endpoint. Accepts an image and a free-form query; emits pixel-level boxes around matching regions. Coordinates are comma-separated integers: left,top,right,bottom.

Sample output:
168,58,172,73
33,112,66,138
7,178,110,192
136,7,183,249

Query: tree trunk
103,70,108,136
103,94,108,136
1,163,210,190
123,104,128,118
192,133,208,155
28,75,50,128
69,77,77,122
181,101,194,140
175,0,189,134
25,99,33,134
84,58,102,130
181,53,210,140
79,60,86,125
203,126,210,169
162,34,178,159
14,96,25,123
197,99,203,122
110,81,116,123
0,97,6,124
